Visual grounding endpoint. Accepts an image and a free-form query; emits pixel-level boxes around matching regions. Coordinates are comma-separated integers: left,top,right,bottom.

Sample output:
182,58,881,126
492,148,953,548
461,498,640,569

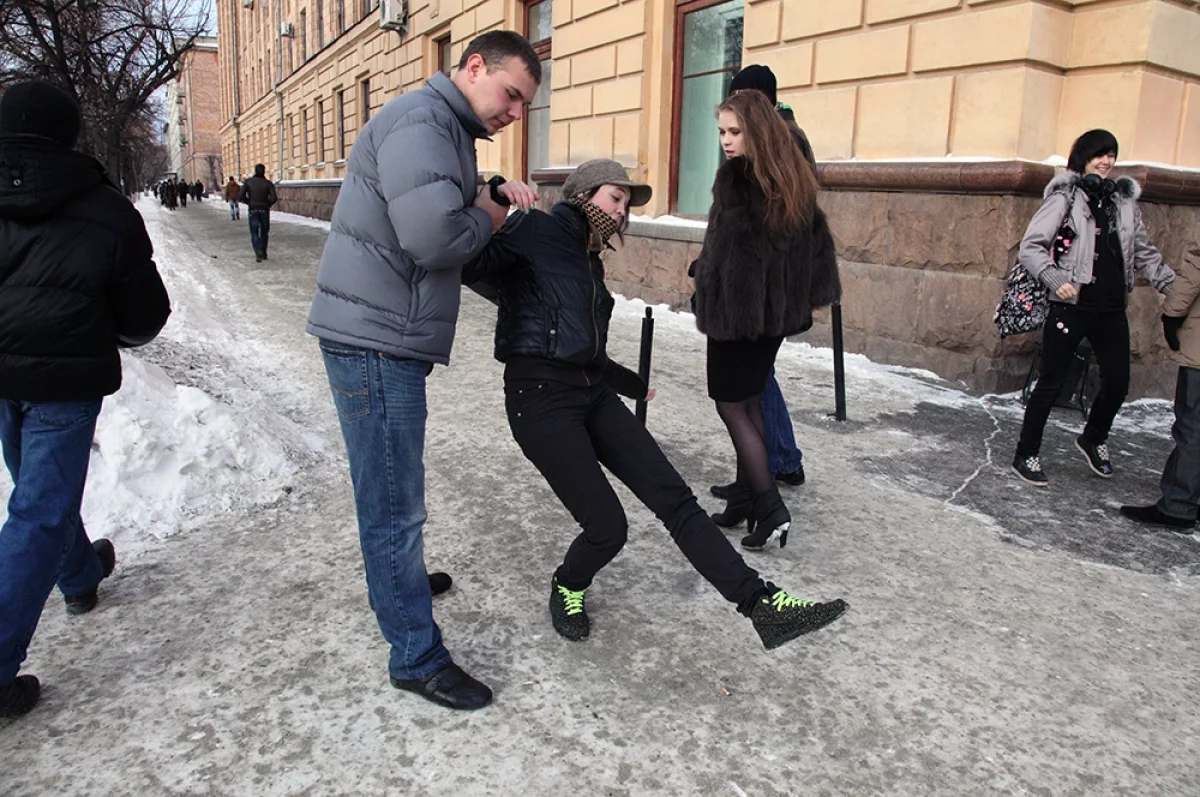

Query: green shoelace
768,590,813,611
557,585,586,616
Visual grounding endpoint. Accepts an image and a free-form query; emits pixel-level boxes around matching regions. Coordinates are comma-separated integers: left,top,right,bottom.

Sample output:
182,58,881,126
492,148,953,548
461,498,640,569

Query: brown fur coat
692,157,840,341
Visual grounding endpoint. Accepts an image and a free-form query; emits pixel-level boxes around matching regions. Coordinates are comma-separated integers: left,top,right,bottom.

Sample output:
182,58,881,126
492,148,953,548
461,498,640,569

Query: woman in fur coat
692,90,840,551
1012,129,1175,486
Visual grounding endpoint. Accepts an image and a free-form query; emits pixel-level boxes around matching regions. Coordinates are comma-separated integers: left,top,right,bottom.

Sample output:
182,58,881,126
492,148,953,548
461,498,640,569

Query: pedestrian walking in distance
224,176,240,221
239,164,277,262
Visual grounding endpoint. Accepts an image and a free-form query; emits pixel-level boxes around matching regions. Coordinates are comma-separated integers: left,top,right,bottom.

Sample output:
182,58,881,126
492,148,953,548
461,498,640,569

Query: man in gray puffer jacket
306,30,540,711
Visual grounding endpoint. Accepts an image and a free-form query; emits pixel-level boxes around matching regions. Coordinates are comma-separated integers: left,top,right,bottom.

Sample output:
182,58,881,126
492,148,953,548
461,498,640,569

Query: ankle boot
741,486,791,551
712,483,754,528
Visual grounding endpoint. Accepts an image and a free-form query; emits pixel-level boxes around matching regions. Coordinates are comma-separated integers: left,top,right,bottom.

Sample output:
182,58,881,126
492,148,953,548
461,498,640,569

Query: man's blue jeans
228,200,240,220
761,370,803,477
248,210,270,256
0,398,105,683
319,341,453,681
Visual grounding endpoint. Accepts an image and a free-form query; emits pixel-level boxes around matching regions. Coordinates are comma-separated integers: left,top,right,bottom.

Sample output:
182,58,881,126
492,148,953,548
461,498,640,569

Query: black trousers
505,378,766,612
1016,305,1130,458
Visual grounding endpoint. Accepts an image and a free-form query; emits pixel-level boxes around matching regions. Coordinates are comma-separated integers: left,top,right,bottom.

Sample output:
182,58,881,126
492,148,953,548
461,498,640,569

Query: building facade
217,0,1200,395
166,37,224,187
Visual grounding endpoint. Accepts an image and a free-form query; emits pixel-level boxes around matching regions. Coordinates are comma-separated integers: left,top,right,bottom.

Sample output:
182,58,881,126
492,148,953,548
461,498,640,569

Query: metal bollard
831,302,847,421
635,307,655,425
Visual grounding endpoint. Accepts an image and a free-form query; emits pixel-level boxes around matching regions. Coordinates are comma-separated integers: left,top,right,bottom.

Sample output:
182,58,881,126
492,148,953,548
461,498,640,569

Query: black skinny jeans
504,377,767,613
1016,304,1131,458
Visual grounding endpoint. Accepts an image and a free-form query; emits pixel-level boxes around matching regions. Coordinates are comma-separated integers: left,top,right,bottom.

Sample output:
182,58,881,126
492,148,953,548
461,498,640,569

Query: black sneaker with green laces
750,589,847,650
549,576,590,641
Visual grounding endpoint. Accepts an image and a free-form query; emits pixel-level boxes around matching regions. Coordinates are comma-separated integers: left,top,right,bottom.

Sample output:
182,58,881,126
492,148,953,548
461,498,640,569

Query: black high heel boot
741,486,791,551
712,483,754,528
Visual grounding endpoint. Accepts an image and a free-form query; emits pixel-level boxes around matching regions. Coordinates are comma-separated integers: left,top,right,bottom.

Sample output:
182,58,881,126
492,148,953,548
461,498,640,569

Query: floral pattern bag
994,193,1078,338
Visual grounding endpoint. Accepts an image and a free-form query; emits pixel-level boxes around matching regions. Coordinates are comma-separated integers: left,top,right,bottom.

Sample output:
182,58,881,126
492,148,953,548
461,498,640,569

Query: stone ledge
536,161,1200,204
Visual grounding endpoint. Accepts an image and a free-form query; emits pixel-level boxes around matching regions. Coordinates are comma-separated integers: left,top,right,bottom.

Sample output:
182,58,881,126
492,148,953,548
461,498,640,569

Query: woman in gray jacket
1013,129,1175,486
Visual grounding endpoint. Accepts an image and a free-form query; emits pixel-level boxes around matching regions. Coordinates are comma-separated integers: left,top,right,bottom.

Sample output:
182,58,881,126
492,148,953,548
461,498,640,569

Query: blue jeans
761,370,803,476
248,210,270,256
319,341,452,681
0,398,105,683
228,200,240,220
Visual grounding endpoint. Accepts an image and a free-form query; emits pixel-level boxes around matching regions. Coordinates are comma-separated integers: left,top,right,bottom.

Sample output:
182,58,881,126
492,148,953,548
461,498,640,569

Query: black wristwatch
486,175,511,207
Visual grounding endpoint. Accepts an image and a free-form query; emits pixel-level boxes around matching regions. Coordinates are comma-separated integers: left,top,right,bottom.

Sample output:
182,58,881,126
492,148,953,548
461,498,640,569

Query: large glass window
337,89,348,159
674,0,743,215
361,78,371,125
524,0,552,175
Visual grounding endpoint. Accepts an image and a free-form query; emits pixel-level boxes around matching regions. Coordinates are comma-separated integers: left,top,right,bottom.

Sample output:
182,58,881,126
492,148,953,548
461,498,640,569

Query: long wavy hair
716,91,818,235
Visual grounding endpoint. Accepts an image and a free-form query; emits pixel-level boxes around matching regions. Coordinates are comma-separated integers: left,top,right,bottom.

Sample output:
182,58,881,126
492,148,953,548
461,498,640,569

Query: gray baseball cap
561,159,652,208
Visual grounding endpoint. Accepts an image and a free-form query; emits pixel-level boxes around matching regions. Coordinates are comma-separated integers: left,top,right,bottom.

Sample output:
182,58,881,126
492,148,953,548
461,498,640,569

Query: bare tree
0,0,209,192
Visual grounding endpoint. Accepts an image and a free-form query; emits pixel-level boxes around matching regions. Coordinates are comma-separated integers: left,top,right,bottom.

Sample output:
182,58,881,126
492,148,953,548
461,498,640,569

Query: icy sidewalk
4,197,1200,797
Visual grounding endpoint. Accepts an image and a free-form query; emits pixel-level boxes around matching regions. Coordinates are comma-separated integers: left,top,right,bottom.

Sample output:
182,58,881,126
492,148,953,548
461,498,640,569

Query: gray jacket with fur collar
1018,171,1174,304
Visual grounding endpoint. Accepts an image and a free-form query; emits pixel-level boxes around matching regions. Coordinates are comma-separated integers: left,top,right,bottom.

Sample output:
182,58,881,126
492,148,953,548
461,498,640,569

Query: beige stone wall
217,0,533,184
748,0,1200,167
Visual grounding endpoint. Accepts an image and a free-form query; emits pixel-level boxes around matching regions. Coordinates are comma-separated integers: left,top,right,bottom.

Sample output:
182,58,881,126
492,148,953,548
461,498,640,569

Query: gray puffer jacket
306,72,493,363
1018,171,1174,304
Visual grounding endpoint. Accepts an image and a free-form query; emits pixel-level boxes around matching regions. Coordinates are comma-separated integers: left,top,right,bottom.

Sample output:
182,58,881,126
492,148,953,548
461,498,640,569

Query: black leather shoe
1119,504,1196,531
0,675,40,718
391,663,492,710
776,466,806,487
64,539,116,616
710,481,736,500
429,572,452,596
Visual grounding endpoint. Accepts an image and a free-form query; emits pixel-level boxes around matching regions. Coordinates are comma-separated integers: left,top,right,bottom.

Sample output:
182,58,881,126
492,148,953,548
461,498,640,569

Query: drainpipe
275,0,285,181
231,3,242,177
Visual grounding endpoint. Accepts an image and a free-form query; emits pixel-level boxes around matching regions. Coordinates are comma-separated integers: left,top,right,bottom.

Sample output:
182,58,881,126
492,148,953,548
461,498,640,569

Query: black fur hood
692,157,840,341
1043,170,1141,201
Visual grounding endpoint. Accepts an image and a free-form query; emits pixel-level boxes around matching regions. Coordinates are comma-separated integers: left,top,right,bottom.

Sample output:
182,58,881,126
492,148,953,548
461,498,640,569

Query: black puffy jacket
0,137,171,401
462,202,646,399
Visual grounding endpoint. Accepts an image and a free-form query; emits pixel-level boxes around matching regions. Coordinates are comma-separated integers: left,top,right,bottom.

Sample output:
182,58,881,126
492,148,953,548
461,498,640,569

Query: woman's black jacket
461,202,647,399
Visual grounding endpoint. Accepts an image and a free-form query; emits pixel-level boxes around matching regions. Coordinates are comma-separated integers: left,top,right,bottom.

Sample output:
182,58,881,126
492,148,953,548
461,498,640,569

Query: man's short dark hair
254,163,266,176
457,31,542,84
1067,129,1119,174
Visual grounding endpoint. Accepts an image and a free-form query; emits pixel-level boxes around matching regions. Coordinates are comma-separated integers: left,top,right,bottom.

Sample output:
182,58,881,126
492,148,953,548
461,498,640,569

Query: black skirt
706,336,784,402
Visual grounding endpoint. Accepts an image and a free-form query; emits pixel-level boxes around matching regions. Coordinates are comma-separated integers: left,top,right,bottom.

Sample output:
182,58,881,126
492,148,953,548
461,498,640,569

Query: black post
831,302,847,421
635,307,655,425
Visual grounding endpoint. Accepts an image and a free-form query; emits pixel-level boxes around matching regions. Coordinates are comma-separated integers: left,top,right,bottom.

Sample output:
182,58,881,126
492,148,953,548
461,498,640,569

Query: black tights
716,394,773,493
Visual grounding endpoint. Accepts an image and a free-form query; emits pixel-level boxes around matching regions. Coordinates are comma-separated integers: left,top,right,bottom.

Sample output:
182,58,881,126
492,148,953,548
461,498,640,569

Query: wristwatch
486,175,510,207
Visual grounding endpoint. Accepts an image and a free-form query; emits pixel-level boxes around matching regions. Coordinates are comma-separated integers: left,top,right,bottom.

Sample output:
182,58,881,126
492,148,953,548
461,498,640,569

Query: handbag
994,192,1079,338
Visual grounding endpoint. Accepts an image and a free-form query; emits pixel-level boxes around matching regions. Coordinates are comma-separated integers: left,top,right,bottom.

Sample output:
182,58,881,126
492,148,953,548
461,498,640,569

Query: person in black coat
462,158,846,650
706,64,815,503
239,164,278,262
692,90,840,551
0,81,171,718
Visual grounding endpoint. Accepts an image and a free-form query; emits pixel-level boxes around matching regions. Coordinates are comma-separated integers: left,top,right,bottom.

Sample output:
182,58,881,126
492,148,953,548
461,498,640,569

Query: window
523,0,553,175
337,89,348,159
300,9,307,60
337,0,345,32
436,34,453,76
289,114,297,162
302,107,310,162
363,0,378,18
672,0,743,215
317,0,325,49
360,78,371,125
317,99,326,162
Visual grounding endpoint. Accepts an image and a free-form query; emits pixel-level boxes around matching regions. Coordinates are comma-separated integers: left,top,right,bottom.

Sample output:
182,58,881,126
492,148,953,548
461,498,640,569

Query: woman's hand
1056,283,1078,300
497,180,539,212
645,388,656,402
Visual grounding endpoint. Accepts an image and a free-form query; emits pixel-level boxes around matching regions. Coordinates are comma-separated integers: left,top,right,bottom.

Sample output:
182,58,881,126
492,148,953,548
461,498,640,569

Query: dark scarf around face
1081,173,1121,261
567,195,620,252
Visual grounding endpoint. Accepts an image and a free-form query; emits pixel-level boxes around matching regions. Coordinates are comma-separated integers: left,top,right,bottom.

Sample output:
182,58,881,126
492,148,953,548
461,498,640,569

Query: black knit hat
0,81,82,147
729,65,777,106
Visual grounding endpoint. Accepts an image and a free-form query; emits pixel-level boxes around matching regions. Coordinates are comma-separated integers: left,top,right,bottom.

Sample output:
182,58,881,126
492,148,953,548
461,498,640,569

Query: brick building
167,37,224,188
217,0,1200,396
